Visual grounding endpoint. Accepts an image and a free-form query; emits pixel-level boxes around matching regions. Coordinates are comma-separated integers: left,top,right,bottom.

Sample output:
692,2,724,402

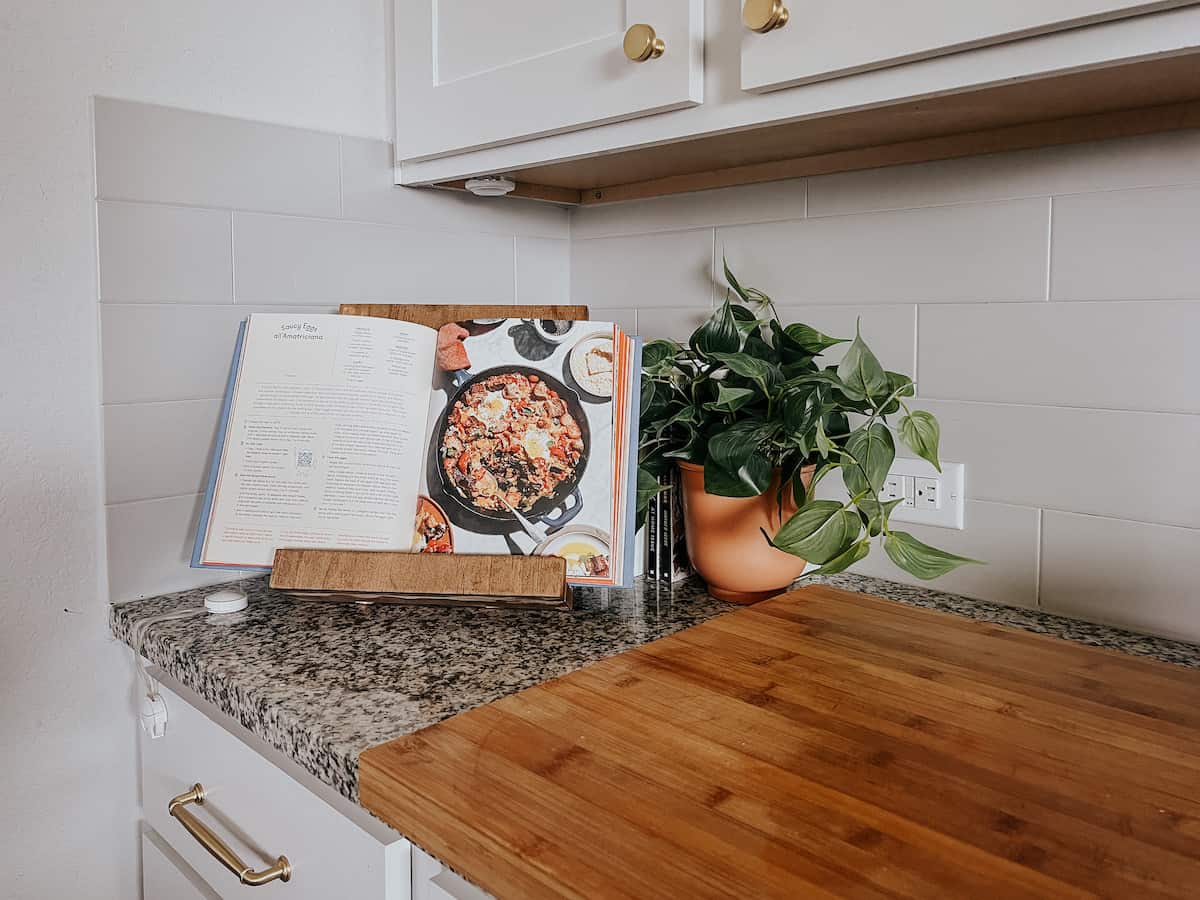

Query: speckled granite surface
109,572,1200,804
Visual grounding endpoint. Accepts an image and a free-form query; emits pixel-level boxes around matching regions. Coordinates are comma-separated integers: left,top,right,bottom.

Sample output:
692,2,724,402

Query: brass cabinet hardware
623,24,665,61
743,0,789,33
168,784,292,887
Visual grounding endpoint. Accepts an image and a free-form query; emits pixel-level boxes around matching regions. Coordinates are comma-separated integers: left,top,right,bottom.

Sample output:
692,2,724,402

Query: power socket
914,476,940,509
812,459,966,529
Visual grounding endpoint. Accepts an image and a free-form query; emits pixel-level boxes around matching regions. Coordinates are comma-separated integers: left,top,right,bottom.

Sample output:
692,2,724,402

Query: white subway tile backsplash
635,306,716,342
601,308,638,336
100,304,333,404
1040,512,1200,641
92,97,1200,640
98,202,232,304
94,98,340,217
572,229,714,309
808,129,1200,217
340,137,569,237
772,304,916,374
847,501,1041,609
515,237,570,306
918,301,1200,413
106,494,254,602
571,179,807,240
233,213,514,304
718,199,1049,304
104,400,223,504
920,400,1200,530
1051,183,1200,301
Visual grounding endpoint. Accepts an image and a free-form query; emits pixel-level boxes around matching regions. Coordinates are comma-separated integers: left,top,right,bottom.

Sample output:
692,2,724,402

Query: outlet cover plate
815,458,965,530
887,459,964,529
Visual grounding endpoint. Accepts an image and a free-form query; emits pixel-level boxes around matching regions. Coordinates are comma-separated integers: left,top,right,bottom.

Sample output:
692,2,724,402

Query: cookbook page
195,313,436,569
416,318,621,584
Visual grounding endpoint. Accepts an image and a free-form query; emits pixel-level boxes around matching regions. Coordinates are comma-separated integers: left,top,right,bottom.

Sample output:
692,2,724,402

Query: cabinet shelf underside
433,53,1200,206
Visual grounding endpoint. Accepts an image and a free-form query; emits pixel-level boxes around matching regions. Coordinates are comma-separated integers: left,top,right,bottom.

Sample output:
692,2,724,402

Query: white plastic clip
140,693,168,739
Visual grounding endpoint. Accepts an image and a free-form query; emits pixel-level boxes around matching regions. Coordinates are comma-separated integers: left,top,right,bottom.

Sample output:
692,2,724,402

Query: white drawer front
144,828,221,900
142,683,410,900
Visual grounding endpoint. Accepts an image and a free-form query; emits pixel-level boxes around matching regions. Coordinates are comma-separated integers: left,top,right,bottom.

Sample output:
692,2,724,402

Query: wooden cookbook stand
268,302,589,611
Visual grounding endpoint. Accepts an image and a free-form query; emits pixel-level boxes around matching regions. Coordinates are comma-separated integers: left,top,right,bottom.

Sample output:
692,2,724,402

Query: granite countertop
109,572,1200,804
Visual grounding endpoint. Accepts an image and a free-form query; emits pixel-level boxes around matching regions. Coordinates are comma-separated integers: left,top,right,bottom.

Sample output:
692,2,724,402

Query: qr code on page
296,449,314,468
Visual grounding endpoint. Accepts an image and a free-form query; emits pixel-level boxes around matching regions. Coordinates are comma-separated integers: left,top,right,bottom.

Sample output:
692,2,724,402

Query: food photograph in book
414,317,639,587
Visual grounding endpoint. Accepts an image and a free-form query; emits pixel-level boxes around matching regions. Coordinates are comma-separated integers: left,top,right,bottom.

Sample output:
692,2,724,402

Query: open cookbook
191,312,642,586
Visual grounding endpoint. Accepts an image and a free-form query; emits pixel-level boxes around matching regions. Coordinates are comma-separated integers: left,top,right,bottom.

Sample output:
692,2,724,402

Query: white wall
96,99,568,602
0,2,396,896
572,129,1200,641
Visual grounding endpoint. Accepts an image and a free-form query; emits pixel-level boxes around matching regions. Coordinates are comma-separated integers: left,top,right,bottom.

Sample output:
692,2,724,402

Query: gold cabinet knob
623,23,665,62
743,0,789,33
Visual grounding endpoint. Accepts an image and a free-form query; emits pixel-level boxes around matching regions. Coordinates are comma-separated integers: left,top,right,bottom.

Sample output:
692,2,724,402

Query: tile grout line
912,395,1200,416
912,304,920,389
1043,197,1054,302
229,211,237,303
337,137,345,220
1035,508,1044,609
512,235,519,304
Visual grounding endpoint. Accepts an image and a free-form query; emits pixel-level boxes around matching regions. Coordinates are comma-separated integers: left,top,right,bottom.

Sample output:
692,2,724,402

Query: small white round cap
205,588,249,614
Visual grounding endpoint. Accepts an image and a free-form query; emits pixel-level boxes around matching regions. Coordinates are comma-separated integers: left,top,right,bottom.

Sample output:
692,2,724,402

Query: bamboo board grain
270,549,571,608
360,585,1200,899
338,303,588,328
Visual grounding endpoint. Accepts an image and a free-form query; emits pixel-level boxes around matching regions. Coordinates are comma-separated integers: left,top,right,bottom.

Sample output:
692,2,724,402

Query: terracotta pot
677,460,815,605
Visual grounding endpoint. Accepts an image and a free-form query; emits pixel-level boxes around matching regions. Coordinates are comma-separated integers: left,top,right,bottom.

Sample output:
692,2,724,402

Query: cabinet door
396,0,702,162
741,0,1198,92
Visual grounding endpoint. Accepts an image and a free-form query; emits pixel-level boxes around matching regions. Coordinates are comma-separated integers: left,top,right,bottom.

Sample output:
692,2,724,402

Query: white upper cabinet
740,0,1197,92
395,0,703,161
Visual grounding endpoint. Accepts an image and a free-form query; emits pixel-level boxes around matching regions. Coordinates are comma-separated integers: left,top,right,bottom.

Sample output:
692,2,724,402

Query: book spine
646,485,659,582
660,476,673,585
668,468,692,583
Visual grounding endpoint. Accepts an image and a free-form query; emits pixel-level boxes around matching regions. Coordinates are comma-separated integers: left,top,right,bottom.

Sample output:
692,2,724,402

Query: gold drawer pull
743,0,789,33
623,23,665,61
168,784,292,887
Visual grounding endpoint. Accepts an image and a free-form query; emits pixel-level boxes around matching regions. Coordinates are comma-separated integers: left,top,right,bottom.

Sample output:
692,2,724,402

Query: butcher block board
360,585,1200,899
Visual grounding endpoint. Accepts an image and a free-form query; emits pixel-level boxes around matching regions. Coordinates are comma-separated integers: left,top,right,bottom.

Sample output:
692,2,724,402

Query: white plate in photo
535,526,612,579
568,331,616,399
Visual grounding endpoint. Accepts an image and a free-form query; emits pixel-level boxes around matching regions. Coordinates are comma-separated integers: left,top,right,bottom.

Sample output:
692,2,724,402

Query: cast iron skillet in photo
433,365,590,532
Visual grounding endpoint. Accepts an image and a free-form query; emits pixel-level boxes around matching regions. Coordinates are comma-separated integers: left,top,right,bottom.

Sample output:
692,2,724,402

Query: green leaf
886,372,915,399
884,531,982,580
705,422,773,497
723,257,751,305
642,339,678,374
710,351,779,395
814,419,835,458
770,501,862,564
690,299,741,357
785,322,847,354
806,540,870,577
635,467,666,529
785,369,865,402
899,410,942,472
639,377,671,423
842,423,895,496
837,325,889,402
780,384,820,435
705,385,756,413
856,496,903,537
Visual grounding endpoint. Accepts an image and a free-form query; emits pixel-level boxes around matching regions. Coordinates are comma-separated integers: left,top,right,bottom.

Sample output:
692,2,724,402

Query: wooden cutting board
360,585,1200,899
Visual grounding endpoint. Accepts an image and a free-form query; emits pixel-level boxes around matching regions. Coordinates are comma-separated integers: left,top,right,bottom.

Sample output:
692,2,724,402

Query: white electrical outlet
888,460,964,529
914,476,940,509
813,459,965,530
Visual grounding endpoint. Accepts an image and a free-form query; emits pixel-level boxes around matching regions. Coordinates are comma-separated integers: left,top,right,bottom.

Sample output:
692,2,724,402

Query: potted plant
638,262,979,603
